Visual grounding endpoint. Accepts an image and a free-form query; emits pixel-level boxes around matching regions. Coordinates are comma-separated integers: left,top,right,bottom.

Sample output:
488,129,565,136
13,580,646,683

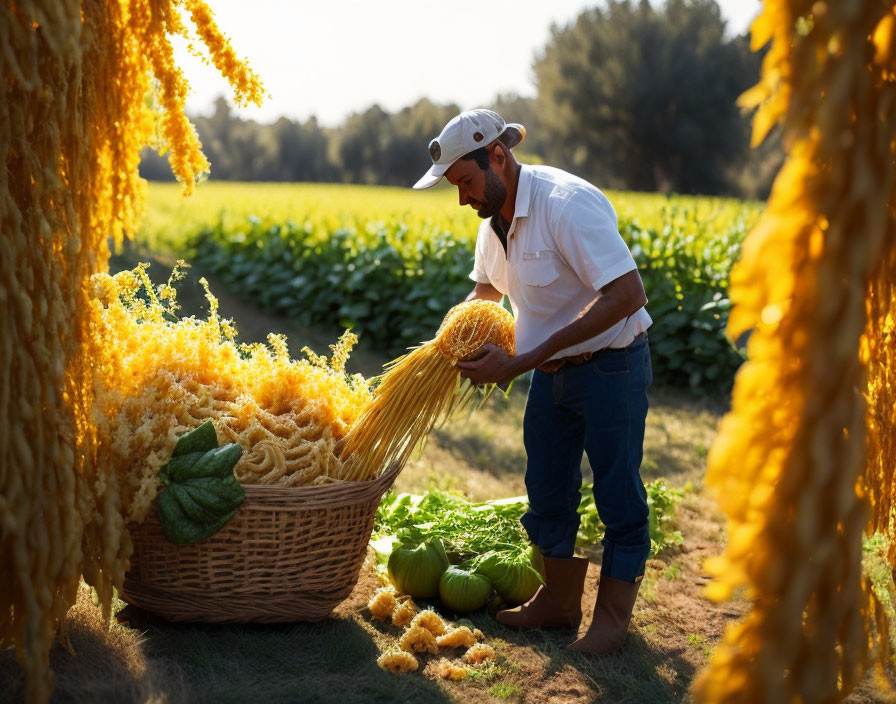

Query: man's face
445,151,507,219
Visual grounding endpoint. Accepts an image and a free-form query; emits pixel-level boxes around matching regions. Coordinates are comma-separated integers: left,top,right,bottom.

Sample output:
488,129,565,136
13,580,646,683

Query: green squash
156,421,245,545
438,566,492,613
387,538,449,598
474,547,544,605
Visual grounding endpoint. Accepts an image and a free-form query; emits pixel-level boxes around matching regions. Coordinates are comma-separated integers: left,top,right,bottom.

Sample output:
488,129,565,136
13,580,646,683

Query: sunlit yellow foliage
693,1,896,702
1,2,262,702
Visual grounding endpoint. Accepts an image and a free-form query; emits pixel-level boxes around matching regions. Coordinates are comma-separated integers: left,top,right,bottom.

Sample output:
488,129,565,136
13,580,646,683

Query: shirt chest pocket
517,250,560,287
516,250,564,316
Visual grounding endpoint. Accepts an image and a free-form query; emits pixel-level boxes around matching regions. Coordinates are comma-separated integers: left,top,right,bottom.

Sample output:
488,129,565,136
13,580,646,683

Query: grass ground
0,251,887,703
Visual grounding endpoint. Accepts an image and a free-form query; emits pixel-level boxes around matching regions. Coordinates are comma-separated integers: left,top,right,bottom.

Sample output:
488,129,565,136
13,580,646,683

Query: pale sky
177,0,762,126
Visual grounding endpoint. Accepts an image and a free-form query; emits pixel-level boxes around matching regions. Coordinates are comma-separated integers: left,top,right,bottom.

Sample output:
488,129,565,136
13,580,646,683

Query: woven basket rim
126,459,404,525
239,458,401,494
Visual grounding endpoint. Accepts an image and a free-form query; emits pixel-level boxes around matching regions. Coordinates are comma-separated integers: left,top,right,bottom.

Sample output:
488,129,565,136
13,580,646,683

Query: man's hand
456,343,525,385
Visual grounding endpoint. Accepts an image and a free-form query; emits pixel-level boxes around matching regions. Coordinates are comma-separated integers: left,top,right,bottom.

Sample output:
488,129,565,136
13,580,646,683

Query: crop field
137,181,763,253
134,182,764,393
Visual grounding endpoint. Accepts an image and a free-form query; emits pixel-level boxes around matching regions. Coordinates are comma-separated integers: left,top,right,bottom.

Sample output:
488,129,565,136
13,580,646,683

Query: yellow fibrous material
90,264,371,528
865,265,896,559
409,608,449,637
1,2,263,702
435,658,469,680
462,643,496,665
692,1,896,702
436,626,479,649
337,299,515,481
391,599,418,628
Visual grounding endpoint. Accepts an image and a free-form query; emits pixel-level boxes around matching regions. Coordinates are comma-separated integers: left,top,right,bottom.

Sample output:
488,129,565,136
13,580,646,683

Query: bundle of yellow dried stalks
337,300,515,481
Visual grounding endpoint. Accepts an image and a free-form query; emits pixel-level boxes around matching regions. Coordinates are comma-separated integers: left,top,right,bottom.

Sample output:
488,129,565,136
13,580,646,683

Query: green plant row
627,219,747,391
372,477,683,566
190,209,749,393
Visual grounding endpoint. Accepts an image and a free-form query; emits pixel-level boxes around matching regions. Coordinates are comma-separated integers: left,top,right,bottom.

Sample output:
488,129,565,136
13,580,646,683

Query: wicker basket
121,460,401,623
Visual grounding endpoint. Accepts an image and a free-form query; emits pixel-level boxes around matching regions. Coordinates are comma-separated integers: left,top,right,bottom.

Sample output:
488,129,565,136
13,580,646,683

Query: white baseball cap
413,108,526,189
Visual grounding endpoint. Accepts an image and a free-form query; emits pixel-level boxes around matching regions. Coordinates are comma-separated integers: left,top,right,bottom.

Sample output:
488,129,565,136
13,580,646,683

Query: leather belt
559,350,595,366
539,332,647,373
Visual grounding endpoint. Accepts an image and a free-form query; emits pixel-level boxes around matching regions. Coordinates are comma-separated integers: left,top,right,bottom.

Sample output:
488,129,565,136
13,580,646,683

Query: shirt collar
514,164,532,219
487,164,532,242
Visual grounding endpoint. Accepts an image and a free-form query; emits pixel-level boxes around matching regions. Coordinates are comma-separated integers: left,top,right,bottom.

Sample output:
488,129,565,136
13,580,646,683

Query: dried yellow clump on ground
436,626,479,649
368,587,398,621
462,643,496,665
410,609,448,637
391,599,418,628
377,651,419,674
435,658,468,681
399,626,439,655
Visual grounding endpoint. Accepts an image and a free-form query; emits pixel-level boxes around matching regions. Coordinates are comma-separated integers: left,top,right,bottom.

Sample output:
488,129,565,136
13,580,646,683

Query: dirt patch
523,665,597,704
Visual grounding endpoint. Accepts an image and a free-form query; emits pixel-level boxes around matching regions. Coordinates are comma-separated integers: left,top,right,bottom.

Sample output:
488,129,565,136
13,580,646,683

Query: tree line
140,0,783,199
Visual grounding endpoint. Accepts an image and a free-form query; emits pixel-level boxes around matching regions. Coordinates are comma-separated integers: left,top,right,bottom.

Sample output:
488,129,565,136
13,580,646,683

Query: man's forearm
511,270,647,374
516,298,630,370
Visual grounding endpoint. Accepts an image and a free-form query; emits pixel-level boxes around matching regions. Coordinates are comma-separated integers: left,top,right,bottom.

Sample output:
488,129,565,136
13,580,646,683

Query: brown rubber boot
496,555,589,629
568,575,641,654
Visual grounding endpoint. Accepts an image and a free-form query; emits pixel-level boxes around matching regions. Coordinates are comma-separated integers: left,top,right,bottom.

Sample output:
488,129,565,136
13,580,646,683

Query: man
413,109,653,655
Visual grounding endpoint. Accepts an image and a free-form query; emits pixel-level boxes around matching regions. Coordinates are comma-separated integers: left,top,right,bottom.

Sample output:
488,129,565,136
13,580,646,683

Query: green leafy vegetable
576,479,684,555
171,419,218,457
156,421,245,545
374,490,531,566
372,479,683,580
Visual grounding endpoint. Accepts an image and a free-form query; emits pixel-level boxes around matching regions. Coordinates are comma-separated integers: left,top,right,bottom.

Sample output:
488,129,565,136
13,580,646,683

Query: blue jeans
520,334,652,582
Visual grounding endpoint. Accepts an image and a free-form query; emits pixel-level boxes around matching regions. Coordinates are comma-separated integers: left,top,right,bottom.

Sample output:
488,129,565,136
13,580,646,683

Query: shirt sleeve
468,220,493,284
552,188,636,292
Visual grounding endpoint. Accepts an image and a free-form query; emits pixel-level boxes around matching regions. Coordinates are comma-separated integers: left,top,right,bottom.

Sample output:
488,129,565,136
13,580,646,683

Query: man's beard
475,168,507,219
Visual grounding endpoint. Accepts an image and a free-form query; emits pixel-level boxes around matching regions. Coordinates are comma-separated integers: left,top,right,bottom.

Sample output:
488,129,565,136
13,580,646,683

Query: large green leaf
156,423,245,545
171,420,218,457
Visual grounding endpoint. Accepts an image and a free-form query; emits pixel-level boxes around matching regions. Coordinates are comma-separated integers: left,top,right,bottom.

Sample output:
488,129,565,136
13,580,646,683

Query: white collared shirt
470,165,652,358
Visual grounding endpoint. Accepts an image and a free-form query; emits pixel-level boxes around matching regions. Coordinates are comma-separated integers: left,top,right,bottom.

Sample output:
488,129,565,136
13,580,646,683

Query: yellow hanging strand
693,2,896,701
1,2,263,702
